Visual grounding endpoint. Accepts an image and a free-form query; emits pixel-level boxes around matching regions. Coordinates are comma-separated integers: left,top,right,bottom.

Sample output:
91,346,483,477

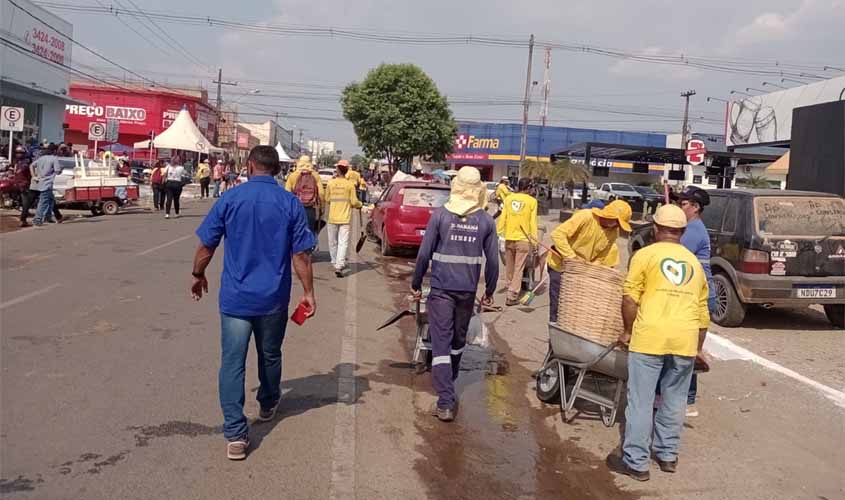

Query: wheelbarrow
535,323,628,427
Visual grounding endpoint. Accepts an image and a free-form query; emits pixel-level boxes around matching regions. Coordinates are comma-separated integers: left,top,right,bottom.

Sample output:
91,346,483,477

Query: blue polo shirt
196,175,316,316
681,218,714,299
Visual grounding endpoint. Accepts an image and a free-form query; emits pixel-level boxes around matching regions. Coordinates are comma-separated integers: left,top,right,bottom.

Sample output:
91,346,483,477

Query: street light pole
212,68,237,145
519,34,535,167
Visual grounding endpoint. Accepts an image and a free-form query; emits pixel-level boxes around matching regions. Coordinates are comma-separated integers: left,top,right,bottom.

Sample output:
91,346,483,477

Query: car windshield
634,186,657,195
611,183,636,191
402,187,449,208
754,196,845,237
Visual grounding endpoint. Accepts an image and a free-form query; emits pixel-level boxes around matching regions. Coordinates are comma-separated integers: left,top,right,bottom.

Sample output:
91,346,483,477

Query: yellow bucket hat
444,166,488,216
653,204,688,229
296,155,313,170
591,199,633,232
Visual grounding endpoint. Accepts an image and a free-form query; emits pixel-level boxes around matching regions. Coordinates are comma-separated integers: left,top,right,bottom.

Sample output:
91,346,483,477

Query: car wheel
823,304,844,328
380,226,395,257
711,273,746,327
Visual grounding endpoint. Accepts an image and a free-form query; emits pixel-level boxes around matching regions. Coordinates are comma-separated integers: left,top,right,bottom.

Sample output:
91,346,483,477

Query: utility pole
680,89,696,148
212,68,237,145
519,34,535,166
540,47,551,127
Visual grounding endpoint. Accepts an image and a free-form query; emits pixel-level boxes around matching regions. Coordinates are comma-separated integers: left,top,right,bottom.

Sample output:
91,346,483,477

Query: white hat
444,166,487,216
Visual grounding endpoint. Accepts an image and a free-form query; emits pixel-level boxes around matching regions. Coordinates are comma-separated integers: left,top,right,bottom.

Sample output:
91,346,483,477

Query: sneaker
257,400,280,422
226,435,250,460
165,214,170,219
685,404,699,417
435,406,455,422
335,270,343,278
655,458,677,473
606,454,650,482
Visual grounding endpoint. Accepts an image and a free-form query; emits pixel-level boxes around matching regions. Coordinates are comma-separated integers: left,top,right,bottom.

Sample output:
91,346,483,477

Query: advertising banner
726,76,845,147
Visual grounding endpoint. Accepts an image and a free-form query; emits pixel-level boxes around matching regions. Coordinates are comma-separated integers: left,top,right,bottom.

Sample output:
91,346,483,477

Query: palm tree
742,173,771,189
520,158,590,208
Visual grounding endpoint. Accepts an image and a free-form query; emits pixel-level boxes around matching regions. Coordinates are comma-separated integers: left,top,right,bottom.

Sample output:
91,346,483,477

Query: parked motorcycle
0,171,22,209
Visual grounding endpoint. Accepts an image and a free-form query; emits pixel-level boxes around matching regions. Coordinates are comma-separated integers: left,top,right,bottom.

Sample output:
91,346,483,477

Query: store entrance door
474,164,493,181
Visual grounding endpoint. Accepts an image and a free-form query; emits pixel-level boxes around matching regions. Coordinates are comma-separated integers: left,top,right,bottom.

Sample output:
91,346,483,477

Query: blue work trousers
427,288,475,410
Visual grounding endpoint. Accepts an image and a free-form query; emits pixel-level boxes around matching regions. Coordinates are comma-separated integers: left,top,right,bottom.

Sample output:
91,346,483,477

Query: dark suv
629,189,845,328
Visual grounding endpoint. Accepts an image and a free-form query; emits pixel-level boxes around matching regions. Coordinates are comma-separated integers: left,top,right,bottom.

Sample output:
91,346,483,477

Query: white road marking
705,333,845,409
0,283,62,310
329,237,359,499
136,235,194,256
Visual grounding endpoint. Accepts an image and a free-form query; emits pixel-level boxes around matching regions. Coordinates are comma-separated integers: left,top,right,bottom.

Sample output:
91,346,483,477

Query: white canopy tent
275,142,292,162
133,108,222,153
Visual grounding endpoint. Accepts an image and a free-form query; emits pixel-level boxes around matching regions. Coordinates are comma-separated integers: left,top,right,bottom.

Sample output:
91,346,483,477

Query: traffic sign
106,119,119,142
88,122,106,141
686,139,707,166
1,106,24,132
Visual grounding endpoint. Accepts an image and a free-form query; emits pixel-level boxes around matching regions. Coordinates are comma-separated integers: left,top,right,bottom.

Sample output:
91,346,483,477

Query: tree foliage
316,153,339,169
341,64,457,171
350,153,369,169
519,158,590,188
741,173,772,188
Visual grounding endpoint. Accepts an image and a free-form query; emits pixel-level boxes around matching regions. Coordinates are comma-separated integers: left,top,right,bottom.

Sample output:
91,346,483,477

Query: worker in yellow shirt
326,160,362,277
495,176,512,203
496,178,538,306
285,155,325,246
606,204,709,482
195,160,211,199
546,199,632,322
345,164,367,203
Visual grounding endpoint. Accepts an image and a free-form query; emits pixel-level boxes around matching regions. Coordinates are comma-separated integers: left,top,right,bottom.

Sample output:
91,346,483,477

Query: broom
355,209,366,253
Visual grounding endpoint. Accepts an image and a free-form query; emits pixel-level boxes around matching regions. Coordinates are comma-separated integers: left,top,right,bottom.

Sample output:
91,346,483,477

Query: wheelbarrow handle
561,341,622,370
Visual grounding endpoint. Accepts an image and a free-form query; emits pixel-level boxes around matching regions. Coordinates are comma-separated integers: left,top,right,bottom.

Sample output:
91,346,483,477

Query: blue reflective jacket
412,208,499,297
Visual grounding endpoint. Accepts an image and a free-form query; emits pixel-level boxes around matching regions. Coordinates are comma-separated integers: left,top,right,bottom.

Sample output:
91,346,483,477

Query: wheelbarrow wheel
536,358,561,404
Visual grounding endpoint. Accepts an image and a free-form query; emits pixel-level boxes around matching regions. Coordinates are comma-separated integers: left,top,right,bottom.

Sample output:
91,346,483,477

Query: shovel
355,209,366,253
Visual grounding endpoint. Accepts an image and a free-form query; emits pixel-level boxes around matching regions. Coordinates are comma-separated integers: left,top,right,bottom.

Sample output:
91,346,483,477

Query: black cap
676,186,710,207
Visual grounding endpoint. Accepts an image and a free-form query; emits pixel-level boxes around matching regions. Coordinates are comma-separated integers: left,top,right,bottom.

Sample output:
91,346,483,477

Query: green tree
341,64,457,172
316,153,339,169
519,158,590,187
350,153,369,169
741,173,772,188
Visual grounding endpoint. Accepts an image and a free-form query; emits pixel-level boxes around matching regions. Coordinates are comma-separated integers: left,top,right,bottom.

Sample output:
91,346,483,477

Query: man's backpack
294,170,319,207
150,167,163,185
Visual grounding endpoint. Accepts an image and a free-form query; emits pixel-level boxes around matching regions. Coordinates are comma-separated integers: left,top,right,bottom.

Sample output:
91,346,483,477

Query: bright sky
46,0,845,155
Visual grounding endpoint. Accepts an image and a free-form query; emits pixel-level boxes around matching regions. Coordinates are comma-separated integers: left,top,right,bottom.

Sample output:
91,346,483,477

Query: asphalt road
1,200,843,499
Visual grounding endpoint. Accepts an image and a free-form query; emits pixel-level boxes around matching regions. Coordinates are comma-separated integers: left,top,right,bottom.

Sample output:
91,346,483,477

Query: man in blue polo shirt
191,145,316,460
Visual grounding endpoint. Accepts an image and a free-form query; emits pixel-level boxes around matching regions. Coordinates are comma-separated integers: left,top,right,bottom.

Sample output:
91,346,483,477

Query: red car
371,181,450,256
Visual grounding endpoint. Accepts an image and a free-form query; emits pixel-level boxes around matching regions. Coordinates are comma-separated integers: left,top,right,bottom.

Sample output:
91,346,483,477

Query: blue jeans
686,295,717,404
623,352,695,472
33,189,55,225
213,179,222,197
219,311,287,440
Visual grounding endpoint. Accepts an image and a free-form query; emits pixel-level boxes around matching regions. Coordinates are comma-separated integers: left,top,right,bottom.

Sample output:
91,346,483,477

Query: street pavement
0,200,843,499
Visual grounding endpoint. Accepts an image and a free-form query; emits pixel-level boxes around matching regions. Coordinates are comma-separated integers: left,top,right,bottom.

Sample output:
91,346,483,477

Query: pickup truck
592,182,643,204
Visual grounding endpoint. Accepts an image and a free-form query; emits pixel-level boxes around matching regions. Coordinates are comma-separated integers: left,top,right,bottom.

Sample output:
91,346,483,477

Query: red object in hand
291,302,312,325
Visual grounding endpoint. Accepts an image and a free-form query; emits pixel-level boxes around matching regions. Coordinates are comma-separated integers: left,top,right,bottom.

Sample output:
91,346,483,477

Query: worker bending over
496,178,538,306
547,199,632,322
411,167,499,422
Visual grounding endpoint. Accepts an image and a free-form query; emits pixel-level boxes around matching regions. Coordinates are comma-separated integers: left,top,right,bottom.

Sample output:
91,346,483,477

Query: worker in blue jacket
411,166,499,422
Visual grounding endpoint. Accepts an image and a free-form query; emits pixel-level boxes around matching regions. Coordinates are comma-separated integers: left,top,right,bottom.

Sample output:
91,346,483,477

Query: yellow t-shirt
345,169,366,189
495,183,511,202
496,192,538,242
623,241,710,357
196,164,211,179
326,177,362,224
547,209,619,271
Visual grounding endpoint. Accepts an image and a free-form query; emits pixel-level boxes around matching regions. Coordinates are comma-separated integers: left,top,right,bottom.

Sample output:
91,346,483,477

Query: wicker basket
556,259,625,346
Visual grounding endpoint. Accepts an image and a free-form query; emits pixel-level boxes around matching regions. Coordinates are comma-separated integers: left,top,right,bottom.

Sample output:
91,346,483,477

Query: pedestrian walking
164,161,185,219
29,144,63,227
13,146,35,227
197,160,211,199
546,199,631,322
411,166,499,422
225,160,238,191
607,204,709,481
496,178,538,306
345,163,367,203
326,160,362,277
212,160,224,197
150,161,167,211
285,155,324,248
191,145,317,460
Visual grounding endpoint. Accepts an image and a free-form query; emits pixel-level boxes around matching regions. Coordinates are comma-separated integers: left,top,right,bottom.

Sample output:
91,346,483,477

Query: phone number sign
23,26,68,65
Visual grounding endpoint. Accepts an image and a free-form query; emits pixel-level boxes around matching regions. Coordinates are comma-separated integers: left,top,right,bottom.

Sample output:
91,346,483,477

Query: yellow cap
653,204,688,229
591,199,632,232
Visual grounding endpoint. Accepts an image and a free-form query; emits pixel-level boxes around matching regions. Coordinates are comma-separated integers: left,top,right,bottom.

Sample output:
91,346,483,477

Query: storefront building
1,0,76,146
64,83,218,159
447,121,667,182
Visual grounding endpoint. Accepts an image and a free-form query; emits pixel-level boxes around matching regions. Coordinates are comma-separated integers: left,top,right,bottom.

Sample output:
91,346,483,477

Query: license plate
418,230,426,236
795,287,836,299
